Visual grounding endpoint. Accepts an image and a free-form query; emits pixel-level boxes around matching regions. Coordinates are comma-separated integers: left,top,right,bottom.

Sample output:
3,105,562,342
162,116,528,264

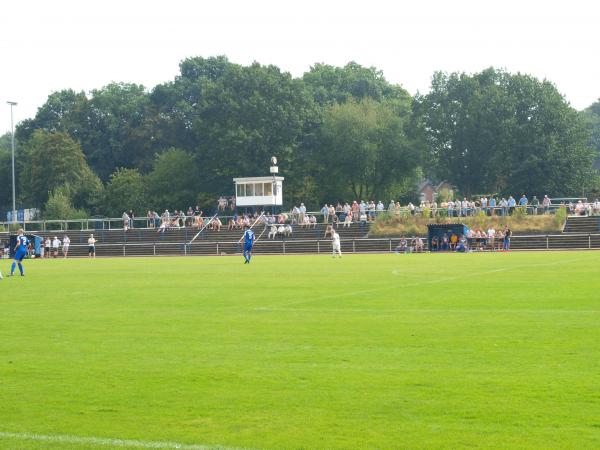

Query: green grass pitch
1,252,599,449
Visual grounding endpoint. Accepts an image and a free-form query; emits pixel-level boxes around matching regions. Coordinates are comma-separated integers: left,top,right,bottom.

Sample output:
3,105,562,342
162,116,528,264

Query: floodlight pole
7,101,17,223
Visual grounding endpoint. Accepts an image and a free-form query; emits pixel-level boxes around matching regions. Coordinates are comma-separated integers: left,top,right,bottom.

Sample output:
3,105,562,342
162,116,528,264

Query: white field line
258,257,586,311
0,431,257,450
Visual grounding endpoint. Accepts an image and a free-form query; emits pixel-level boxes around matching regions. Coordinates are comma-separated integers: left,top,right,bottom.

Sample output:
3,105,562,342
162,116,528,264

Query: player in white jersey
331,229,342,258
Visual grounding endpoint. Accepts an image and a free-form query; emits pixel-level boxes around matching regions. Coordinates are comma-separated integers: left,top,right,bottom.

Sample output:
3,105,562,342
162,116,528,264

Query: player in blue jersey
243,224,255,264
9,229,29,277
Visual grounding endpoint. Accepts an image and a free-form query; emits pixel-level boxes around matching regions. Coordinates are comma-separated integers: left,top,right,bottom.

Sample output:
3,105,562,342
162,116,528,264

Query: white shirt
88,237,96,246
52,238,61,248
332,232,340,246
63,237,70,246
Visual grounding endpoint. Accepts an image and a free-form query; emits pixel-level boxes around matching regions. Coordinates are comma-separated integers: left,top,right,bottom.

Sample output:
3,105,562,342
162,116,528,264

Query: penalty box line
0,431,257,450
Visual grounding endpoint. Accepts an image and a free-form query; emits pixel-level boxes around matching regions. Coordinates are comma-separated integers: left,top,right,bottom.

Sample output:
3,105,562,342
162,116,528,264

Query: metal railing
6,232,600,260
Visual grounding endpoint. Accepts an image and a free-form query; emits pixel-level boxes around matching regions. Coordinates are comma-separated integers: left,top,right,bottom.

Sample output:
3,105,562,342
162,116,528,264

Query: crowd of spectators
408,194,552,217
114,192,597,236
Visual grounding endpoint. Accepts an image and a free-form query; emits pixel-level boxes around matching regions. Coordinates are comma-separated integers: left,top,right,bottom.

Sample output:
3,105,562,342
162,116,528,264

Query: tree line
1,56,599,219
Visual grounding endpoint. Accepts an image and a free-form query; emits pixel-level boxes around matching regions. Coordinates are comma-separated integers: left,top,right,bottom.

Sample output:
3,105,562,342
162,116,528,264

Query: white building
234,176,284,207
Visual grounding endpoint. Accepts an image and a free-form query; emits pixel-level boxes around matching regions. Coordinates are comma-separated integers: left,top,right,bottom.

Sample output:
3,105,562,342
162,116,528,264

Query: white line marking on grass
260,257,585,311
0,432,256,450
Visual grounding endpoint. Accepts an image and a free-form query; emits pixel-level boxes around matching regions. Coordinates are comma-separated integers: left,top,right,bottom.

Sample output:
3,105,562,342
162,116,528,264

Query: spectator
593,199,600,215
63,235,70,258
122,211,130,230
531,195,539,215
351,201,359,221
320,204,329,223
368,200,376,221
508,196,516,214
519,195,528,213
299,203,307,224
44,237,51,258
503,226,512,251
413,237,424,253
343,213,352,228
128,210,135,229
395,238,409,253
542,195,551,214
52,236,61,258
487,227,495,251
430,236,439,251
489,197,496,215
447,200,454,217
147,210,154,228
456,235,468,252
217,196,227,212
331,212,340,228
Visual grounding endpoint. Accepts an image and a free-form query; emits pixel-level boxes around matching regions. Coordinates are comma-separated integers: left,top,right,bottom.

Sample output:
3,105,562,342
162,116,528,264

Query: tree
19,130,101,210
149,56,318,197
43,187,88,220
0,133,13,213
145,148,201,210
303,62,411,107
582,100,600,165
417,68,595,196
317,98,422,201
84,83,155,179
101,168,147,216
15,89,90,145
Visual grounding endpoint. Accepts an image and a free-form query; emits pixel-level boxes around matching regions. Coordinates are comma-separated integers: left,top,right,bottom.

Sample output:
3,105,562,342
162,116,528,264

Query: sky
1,0,599,134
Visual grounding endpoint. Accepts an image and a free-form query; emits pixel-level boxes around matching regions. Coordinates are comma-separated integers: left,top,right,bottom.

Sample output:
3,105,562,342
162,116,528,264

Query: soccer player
331,229,342,258
242,225,255,264
9,229,29,276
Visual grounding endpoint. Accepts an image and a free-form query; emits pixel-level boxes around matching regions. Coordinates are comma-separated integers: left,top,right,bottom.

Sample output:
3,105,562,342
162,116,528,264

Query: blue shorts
14,250,27,262
244,244,253,252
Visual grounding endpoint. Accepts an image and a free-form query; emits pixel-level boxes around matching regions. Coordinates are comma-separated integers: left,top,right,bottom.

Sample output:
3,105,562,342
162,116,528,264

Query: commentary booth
234,157,284,212
427,223,469,252
234,177,284,211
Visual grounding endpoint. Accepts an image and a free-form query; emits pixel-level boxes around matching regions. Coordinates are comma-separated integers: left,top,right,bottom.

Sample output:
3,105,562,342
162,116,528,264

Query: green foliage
101,168,147,216
43,187,88,220
0,133,13,212
512,206,528,221
145,148,200,210
417,68,595,197
317,98,422,201
554,204,568,228
9,60,599,216
20,130,100,211
303,61,411,106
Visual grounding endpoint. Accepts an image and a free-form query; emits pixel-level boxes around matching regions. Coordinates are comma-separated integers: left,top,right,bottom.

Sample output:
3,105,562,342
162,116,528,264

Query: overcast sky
1,0,599,134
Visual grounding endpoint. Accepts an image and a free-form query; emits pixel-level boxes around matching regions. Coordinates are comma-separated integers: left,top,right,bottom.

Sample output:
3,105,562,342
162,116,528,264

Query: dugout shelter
427,223,469,252
9,234,42,258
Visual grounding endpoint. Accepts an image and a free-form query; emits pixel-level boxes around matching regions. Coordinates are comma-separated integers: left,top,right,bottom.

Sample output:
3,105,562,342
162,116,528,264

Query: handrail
187,213,218,245
46,233,600,248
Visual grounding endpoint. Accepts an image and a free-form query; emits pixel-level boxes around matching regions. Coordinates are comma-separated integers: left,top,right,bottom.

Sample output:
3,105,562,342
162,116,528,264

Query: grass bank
370,209,566,236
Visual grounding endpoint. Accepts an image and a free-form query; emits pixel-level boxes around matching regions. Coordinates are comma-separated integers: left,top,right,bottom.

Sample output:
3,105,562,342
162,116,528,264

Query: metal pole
7,101,17,223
